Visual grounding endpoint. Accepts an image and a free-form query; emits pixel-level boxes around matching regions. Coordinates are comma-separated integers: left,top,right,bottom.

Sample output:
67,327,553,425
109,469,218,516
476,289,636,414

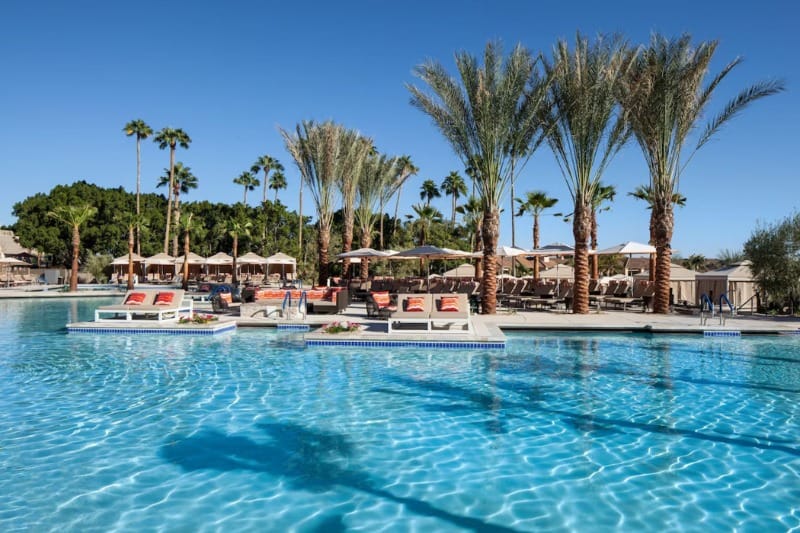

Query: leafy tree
123,119,152,255
387,155,418,248
154,128,191,253
251,155,285,204
355,153,398,278
233,171,260,205
543,34,631,313
419,179,441,207
618,33,784,313
337,133,372,278
408,41,550,313
515,190,558,278
629,184,687,279
47,204,97,291
411,204,442,246
744,213,800,312
227,215,253,285
590,184,616,279
157,162,198,256
684,253,707,272
718,248,744,265
441,171,467,225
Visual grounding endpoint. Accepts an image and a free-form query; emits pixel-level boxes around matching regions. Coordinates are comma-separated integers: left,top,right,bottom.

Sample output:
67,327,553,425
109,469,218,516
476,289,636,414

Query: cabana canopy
696,261,756,309
206,252,234,265
265,252,296,279
174,252,206,265
111,253,145,265
237,252,268,265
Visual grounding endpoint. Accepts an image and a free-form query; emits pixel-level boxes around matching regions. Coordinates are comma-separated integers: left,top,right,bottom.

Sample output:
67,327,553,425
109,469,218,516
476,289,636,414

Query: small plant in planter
322,320,361,334
179,314,219,325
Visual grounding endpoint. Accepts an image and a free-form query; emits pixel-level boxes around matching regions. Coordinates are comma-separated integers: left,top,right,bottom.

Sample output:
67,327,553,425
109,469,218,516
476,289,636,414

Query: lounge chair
429,293,471,332
388,294,432,333
95,289,192,322
366,291,397,319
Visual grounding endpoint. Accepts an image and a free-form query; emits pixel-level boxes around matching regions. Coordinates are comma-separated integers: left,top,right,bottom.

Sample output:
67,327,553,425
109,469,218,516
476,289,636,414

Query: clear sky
1,0,796,257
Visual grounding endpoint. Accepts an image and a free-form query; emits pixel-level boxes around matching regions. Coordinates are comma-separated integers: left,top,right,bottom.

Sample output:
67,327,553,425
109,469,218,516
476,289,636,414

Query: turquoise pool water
1,298,798,531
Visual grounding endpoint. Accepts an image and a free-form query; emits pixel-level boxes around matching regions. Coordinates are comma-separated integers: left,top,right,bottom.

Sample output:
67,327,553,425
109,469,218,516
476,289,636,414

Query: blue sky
1,1,796,257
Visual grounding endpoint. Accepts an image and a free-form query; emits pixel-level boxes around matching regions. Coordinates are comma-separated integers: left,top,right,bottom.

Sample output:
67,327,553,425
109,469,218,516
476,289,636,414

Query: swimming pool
1,298,798,531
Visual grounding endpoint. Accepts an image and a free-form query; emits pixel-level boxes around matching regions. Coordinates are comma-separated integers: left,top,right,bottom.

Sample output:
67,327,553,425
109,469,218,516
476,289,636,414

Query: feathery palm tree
227,217,252,285
419,179,441,207
337,133,372,279
441,171,468,225
356,153,399,278
543,34,633,313
590,184,616,279
269,170,287,203
251,155,284,204
154,128,191,254
233,171,260,205
618,33,784,313
629,184,687,280
515,191,558,278
684,253,707,272
47,204,97,292
408,41,551,313
123,119,152,256
411,204,442,245
157,162,198,256
178,212,195,291
115,211,147,291
387,155,418,248
281,120,353,285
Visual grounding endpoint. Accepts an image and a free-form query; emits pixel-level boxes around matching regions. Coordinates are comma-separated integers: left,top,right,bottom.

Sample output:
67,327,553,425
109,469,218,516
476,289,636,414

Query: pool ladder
700,293,736,326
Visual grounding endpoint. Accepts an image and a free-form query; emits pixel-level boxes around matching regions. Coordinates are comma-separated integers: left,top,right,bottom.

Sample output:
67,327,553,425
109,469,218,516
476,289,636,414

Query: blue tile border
66,323,237,336
277,324,311,331
703,330,742,337
305,339,505,350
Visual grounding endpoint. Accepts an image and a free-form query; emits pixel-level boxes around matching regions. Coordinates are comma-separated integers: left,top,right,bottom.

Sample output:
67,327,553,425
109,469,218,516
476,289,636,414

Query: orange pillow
372,291,391,307
438,296,459,312
405,296,425,312
154,292,175,306
125,292,146,305
220,293,233,304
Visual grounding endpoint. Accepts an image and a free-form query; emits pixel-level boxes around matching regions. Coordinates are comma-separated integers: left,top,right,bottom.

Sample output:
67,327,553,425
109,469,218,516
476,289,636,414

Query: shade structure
496,245,527,257
0,256,30,267
539,264,575,279
174,252,206,265
392,245,478,289
206,252,234,265
525,242,575,257
442,263,475,278
265,252,296,280
111,253,145,265
634,263,697,305
237,252,268,265
594,241,656,255
337,248,391,259
144,252,175,265
696,261,756,310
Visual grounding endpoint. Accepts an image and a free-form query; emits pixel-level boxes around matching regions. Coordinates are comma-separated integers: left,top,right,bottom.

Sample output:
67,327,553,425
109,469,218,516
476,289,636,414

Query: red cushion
125,292,146,305
372,291,391,307
220,293,232,303
405,297,425,312
438,296,459,312
154,292,175,306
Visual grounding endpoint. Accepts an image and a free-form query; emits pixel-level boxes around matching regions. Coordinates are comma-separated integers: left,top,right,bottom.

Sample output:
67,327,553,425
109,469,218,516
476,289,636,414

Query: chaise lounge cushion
154,292,175,305
125,292,147,305
437,296,460,312
404,296,426,312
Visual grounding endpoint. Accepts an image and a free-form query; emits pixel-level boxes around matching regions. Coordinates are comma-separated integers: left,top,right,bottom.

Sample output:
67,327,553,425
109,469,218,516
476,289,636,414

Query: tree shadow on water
160,421,520,532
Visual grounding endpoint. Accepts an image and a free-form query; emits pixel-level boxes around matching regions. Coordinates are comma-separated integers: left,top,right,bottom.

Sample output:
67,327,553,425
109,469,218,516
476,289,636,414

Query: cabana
237,252,268,279
696,261,757,311
265,252,296,281
174,252,206,281
144,253,176,282
110,252,145,281
634,263,697,306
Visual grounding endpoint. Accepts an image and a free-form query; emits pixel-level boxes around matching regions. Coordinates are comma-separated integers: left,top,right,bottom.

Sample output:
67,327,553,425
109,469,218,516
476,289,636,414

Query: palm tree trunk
135,136,142,257
262,171,269,204
652,200,674,313
590,211,599,279
379,198,385,249
70,225,80,292
232,234,239,284
172,191,181,257
533,215,540,280
510,163,516,248
182,229,190,291
317,223,330,286
298,185,303,263
572,201,592,314
480,208,500,314
163,147,175,254
474,217,484,280
342,214,354,279
360,232,371,280
392,185,403,245
127,226,135,292
451,194,457,226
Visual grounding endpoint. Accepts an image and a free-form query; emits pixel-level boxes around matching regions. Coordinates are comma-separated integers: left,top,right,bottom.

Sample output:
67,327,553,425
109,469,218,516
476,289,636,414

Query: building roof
0,230,38,257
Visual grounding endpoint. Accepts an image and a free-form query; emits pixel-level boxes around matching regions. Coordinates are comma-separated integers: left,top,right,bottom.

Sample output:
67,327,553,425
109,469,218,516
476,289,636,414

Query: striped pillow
405,297,425,312
438,296,459,312
220,292,233,304
125,292,146,305
372,291,391,307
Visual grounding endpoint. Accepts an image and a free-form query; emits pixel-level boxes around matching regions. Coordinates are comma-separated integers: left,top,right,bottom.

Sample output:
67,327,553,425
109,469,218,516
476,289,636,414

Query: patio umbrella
336,248,391,258
174,252,206,265
525,243,575,294
237,251,268,276
266,252,297,281
496,245,527,276
594,241,656,255
392,245,478,289
205,252,234,277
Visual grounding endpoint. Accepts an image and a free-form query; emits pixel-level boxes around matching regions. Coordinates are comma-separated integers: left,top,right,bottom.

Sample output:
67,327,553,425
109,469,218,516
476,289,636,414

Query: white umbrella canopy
237,252,268,265
496,245,528,257
111,253,145,265
144,252,175,265
337,248,391,259
595,241,656,255
0,256,30,266
442,263,476,278
526,242,575,257
174,252,206,265
206,252,234,265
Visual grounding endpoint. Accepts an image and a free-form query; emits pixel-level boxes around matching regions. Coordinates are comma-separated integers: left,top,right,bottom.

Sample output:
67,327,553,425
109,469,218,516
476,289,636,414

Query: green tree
227,216,252,285
590,184,616,279
355,153,399,278
411,204,442,246
515,190,558,278
629,184,687,279
684,253,707,272
419,179,441,207
123,119,152,256
337,133,372,278
744,213,800,312
154,128,191,254
618,33,784,313
441,171,468,225
408,41,550,313
47,204,97,291
251,155,285,204
543,34,632,313
233,171,260,205
388,155,418,248
269,170,287,203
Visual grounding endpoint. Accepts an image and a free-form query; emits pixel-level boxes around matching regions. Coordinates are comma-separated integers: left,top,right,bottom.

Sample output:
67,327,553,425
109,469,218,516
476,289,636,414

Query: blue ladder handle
719,293,734,312
700,293,714,314
282,291,292,313
298,291,308,313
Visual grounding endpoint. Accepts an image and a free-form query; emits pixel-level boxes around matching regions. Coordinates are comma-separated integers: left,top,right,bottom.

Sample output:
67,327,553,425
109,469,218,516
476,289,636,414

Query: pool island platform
66,318,237,336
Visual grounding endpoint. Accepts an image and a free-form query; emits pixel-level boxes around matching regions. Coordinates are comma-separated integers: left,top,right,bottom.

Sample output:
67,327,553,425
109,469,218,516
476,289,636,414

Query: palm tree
115,211,147,291
543,34,632,314
47,204,97,292
233,171,260,205
337,133,372,279
684,253,706,272
178,212,195,291
154,128,191,254
515,191,558,279
618,34,784,313
411,204,442,246
227,217,252,285
441,171,468,225
590,184,616,279
408,41,551,313
387,155,418,248
123,119,152,256
455,195,484,279
629,184,687,280
251,155,284,204
281,120,353,286
269,170,287,203
157,162,198,256
419,179,441,207
356,153,399,278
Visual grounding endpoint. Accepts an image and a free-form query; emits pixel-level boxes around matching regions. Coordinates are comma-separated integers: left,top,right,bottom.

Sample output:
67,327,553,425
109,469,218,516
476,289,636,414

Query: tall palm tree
515,190,558,279
456,195,485,279
419,179,441,207
269,170,287,203
281,120,352,286
387,155,418,248
178,212,195,291
227,217,252,285
115,211,147,291
337,133,372,279
251,155,284,204
543,34,633,314
441,171,468,225
590,184,616,279
154,128,191,254
618,34,784,313
123,119,152,256
356,153,398,278
47,204,97,292
157,162,198,256
233,171,260,205
408,41,551,313
629,184,687,280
